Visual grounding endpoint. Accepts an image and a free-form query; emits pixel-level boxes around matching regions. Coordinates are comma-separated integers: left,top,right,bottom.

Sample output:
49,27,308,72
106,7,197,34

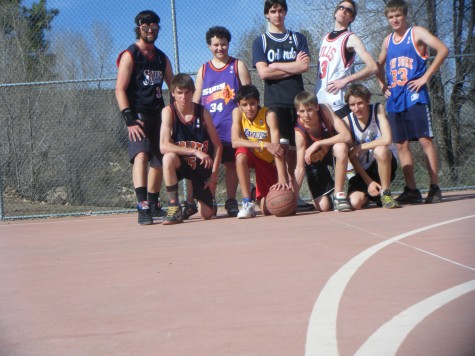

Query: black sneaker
297,197,315,212
162,204,184,225
396,186,423,204
181,200,198,220
425,184,442,204
150,201,166,220
225,198,239,217
137,201,153,225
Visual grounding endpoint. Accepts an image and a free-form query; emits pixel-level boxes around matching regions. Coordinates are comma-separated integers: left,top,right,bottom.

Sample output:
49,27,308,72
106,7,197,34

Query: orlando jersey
252,30,308,107
170,103,214,170
117,44,168,114
385,27,430,112
347,103,398,170
315,30,355,111
240,107,274,163
200,57,241,143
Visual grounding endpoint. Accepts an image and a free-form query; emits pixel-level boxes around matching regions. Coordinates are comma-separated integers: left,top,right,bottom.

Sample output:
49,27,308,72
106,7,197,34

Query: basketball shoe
380,190,401,209
225,198,239,217
137,201,153,225
237,201,256,219
425,184,442,204
162,204,184,225
150,201,166,220
333,192,352,212
181,200,198,220
396,186,423,204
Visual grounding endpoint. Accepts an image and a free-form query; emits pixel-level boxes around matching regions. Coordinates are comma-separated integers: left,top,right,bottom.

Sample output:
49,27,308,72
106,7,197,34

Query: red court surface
1,191,474,355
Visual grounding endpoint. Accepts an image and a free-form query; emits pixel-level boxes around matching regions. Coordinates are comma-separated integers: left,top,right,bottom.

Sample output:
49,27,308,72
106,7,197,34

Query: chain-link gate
1,0,473,219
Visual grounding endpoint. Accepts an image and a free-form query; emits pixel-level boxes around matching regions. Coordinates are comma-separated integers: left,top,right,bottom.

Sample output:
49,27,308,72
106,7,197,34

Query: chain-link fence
1,0,474,219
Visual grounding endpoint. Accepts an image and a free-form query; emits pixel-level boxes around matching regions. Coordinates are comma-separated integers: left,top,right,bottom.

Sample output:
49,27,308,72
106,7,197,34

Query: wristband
259,141,264,151
122,108,138,127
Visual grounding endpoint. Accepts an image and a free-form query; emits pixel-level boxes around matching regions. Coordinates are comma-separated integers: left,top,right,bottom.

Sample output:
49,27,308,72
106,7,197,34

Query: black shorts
305,151,335,199
268,106,298,147
127,110,163,167
177,157,213,209
221,142,236,164
334,104,351,119
347,154,398,196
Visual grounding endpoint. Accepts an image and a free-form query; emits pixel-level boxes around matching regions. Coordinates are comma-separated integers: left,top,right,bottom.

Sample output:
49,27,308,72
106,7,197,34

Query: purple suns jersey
200,57,241,143
385,27,430,113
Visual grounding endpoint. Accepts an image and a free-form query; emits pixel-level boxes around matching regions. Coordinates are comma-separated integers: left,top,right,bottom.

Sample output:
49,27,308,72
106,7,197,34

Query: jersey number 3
319,60,328,79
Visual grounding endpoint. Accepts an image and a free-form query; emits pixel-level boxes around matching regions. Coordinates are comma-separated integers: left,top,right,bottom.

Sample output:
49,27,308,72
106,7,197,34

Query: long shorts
127,110,163,167
221,142,236,164
235,147,277,200
348,154,398,197
305,150,335,199
268,107,298,147
387,103,433,143
176,156,213,209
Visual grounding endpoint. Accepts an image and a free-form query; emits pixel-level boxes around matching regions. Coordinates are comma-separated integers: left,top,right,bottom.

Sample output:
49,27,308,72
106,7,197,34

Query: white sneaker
237,202,256,219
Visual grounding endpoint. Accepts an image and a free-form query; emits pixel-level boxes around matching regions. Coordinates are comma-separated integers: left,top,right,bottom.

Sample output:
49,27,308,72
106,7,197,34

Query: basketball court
1,191,474,355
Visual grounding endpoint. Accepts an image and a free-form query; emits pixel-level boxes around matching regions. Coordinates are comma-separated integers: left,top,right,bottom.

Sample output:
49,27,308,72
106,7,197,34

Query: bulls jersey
200,57,241,143
347,103,397,170
170,103,214,170
252,30,308,107
241,107,274,163
315,30,355,111
117,44,168,114
294,106,335,149
385,27,430,112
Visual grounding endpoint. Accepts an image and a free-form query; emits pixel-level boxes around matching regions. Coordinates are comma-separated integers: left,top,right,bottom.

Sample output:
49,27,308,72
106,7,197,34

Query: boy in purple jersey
377,0,448,204
192,26,251,218
115,10,173,225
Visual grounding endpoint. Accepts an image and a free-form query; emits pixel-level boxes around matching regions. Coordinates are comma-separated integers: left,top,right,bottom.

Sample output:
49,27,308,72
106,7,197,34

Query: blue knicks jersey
171,103,214,170
385,27,430,112
200,57,240,143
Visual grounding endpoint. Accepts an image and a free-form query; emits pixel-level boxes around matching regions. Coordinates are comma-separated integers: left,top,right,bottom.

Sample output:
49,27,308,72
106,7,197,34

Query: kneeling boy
231,85,289,219
160,74,223,224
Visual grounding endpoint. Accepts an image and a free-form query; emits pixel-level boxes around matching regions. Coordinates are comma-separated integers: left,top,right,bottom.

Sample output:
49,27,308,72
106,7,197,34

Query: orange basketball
265,189,297,217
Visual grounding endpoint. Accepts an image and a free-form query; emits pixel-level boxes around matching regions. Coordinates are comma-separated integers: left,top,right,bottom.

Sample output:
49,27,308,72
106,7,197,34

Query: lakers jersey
315,30,355,111
200,57,240,143
347,103,398,170
385,27,430,112
241,107,274,163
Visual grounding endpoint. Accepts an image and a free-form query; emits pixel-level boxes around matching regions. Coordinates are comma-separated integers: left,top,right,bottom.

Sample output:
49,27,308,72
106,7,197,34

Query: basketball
310,146,329,163
265,189,297,217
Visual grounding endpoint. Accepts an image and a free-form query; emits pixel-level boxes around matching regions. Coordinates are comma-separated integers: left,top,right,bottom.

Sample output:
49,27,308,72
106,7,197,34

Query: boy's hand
367,181,382,197
266,142,284,158
127,120,146,142
270,182,292,191
407,76,427,93
195,150,213,169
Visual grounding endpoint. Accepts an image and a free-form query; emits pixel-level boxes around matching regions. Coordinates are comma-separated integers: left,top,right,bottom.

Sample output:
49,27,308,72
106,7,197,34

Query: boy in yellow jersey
231,85,290,218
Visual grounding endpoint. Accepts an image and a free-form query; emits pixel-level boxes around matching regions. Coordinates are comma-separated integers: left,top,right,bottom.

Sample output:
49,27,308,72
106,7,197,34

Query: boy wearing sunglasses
115,10,174,225
315,0,377,119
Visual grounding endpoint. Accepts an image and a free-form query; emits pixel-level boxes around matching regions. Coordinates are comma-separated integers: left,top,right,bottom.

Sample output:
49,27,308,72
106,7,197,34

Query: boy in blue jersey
377,0,448,204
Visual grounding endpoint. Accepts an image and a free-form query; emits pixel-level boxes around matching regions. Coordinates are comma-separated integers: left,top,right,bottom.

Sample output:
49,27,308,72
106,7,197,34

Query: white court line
355,279,475,355
305,215,475,356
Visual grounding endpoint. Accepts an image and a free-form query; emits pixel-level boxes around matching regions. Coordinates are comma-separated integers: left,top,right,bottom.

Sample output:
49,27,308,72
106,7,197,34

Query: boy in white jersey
377,0,448,204
343,84,400,209
231,85,290,218
315,0,377,119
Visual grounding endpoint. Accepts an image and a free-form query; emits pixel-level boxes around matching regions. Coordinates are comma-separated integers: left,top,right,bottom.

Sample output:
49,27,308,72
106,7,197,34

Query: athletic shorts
347,154,398,197
176,157,213,209
221,142,236,164
334,104,351,120
127,110,163,167
235,147,277,200
305,150,335,199
387,103,434,143
268,107,298,147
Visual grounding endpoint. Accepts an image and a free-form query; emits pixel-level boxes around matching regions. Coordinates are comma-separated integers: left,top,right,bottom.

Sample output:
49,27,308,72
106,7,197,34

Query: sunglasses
140,24,159,32
338,5,354,15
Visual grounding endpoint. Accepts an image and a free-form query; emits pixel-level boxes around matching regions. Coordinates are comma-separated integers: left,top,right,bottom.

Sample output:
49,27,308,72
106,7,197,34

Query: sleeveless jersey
385,27,430,112
170,103,214,170
347,103,398,170
200,57,240,143
294,106,335,148
241,107,274,163
252,30,307,107
315,30,355,111
117,44,167,114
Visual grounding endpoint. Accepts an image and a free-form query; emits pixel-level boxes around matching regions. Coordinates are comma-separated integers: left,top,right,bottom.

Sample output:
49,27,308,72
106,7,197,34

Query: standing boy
115,10,173,225
377,0,448,204
231,85,289,218
160,74,223,224
193,26,251,217
294,91,352,212
315,0,377,118
343,84,400,209
252,0,313,211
